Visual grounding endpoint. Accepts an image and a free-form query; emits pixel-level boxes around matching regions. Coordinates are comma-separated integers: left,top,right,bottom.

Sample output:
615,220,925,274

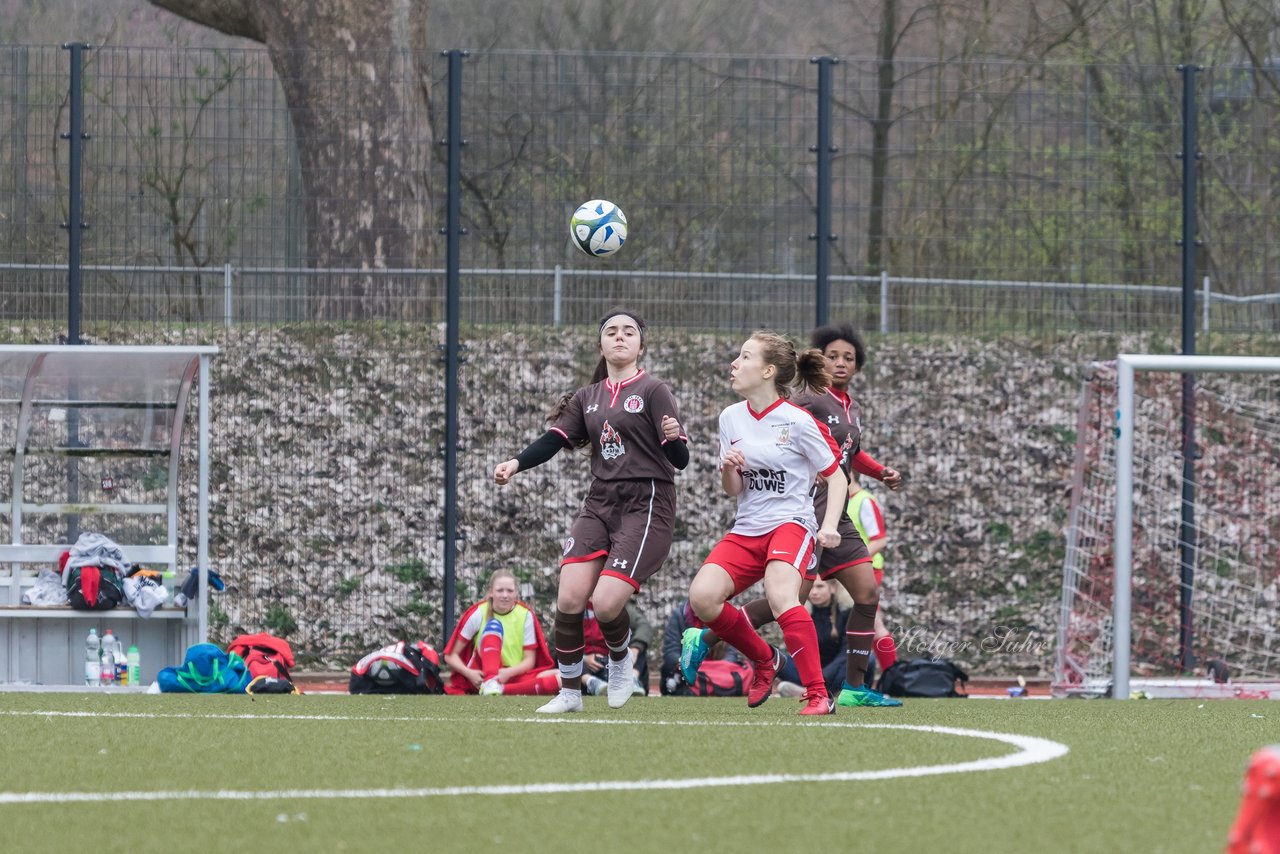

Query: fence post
554,264,563,326
1176,63,1202,675
440,49,467,646
223,263,233,328
1201,275,1210,334
60,42,91,545
810,56,837,328
880,270,889,335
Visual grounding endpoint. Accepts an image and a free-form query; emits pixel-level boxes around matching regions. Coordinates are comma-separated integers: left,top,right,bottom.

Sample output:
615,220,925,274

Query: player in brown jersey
682,322,905,708
494,309,688,714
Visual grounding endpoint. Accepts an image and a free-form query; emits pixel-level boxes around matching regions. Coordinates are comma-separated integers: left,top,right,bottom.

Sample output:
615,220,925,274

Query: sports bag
65,565,124,610
691,659,751,697
157,643,253,693
879,657,969,698
227,633,296,681
349,641,444,695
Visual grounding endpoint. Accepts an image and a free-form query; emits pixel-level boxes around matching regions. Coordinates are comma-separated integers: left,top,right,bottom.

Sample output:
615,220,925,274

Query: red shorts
874,568,884,587
704,522,815,597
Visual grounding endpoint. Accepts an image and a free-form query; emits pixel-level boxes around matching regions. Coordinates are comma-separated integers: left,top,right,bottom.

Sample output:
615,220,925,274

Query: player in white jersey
686,331,848,715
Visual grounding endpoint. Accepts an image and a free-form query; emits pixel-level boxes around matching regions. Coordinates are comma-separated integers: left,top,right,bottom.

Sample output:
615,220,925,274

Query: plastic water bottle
85,628,101,687
127,645,141,687
114,641,127,686
101,629,116,686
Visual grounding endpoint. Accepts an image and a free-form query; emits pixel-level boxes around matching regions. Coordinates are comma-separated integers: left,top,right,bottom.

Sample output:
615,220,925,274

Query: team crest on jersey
775,424,792,446
623,394,644,414
563,536,575,556
600,419,626,460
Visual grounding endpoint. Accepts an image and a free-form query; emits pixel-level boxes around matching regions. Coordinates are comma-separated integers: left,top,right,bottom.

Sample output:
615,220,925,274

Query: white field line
0,711,1068,805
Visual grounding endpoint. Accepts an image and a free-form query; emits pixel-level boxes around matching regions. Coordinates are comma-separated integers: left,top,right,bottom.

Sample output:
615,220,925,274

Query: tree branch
148,0,264,43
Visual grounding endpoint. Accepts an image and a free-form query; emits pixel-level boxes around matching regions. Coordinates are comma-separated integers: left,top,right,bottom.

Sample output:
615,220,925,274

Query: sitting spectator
775,578,855,696
660,599,746,696
578,600,652,697
443,569,559,696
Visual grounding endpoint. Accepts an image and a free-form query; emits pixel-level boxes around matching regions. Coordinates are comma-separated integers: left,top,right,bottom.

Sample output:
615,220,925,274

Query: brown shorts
807,489,872,579
561,478,676,590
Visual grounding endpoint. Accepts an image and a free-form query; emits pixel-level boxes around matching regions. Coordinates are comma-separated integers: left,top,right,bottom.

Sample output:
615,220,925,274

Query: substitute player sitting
686,331,848,715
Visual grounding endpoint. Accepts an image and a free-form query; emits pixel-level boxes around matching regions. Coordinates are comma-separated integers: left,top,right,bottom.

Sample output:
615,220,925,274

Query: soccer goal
1054,354,1280,700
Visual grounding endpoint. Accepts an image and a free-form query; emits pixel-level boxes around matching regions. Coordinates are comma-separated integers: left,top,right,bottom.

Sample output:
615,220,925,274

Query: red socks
778,605,825,696
707,602,773,664
479,619,503,680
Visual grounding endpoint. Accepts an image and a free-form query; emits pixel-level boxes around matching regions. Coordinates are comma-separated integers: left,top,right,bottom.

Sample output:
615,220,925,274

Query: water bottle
127,645,141,687
114,641,127,686
101,629,116,686
85,628,101,687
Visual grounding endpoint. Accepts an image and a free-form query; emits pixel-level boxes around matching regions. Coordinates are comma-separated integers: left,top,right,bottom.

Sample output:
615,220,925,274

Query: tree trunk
149,0,435,320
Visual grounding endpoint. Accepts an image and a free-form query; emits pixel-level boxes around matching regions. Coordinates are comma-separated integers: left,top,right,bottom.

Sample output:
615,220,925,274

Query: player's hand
880,466,903,491
720,448,746,472
661,414,682,441
817,527,840,549
467,670,483,689
494,459,519,484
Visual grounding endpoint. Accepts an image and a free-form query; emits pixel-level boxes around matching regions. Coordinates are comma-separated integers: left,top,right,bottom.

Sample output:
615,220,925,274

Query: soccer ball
569,199,628,257
366,658,402,687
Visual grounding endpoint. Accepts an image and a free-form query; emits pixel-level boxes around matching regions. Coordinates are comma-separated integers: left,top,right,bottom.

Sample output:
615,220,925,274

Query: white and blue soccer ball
570,199,628,257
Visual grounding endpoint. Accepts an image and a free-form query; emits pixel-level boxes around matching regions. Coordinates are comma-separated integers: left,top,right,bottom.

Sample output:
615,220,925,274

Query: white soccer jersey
719,398,841,537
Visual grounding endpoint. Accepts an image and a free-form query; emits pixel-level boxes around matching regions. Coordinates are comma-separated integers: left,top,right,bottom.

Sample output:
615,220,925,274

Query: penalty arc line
0,717,1068,804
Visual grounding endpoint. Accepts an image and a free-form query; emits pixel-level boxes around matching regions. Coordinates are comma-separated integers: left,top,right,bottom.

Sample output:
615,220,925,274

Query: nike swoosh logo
730,438,742,445
770,550,788,554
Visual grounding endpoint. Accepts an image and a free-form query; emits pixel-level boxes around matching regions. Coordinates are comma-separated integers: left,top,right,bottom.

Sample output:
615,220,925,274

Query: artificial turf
0,692,1269,853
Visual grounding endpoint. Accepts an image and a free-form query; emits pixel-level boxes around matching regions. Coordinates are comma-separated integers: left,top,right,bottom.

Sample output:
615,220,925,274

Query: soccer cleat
776,680,806,699
479,678,503,696
606,650,636,709
631,676,648,696
1226,744,1280,854
836,683,903,708
747,646,781,708
535,689,584,714
679,628,710,686
799,692,836,716
582,675,607,696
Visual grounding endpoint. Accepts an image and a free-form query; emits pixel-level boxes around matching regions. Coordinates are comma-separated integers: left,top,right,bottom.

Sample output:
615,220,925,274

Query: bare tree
148,0,435,319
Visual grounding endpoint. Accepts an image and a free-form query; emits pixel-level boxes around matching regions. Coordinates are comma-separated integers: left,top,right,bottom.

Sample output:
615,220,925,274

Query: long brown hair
750,330,830,399
547,308,648,433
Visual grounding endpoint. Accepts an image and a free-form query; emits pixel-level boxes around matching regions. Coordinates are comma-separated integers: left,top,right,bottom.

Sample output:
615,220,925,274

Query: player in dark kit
682,322,904,708
495,309,688,714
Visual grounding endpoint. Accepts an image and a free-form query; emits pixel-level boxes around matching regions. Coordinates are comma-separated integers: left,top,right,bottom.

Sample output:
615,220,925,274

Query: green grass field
0,692,1269,853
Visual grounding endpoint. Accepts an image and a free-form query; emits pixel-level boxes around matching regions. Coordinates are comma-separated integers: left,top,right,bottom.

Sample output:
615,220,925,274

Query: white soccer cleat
535,689,583,714
606,650,636,709
479,679,503,696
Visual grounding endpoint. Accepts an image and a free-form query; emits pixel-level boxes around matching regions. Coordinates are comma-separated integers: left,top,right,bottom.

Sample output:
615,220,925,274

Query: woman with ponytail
494,309,688,714
683,323,904,708
685,330,848,715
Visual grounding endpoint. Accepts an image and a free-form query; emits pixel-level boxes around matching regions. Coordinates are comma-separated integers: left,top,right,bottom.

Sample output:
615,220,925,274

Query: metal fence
2,45,1279,673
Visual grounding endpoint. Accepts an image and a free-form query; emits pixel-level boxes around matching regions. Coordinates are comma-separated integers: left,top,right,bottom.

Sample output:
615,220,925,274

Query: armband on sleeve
515,430,572,472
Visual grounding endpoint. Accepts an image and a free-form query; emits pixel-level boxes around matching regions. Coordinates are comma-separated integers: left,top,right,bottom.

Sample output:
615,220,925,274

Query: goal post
1056,353,1280,700
1114,355,1280,699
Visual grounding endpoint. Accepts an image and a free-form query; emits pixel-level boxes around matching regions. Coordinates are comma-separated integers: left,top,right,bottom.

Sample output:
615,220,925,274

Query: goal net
1054,354,1280,699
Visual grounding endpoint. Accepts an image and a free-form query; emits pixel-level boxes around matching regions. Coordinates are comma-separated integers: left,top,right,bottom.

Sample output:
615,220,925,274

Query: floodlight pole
1176,64,1201,675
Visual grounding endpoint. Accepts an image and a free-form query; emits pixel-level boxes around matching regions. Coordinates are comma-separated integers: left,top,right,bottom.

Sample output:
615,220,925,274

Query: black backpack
879,658,969,698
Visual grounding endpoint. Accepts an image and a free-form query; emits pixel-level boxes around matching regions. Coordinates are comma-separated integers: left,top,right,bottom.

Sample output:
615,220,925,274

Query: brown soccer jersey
794,387,872,575
793,387,862,478
550,370,684,483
